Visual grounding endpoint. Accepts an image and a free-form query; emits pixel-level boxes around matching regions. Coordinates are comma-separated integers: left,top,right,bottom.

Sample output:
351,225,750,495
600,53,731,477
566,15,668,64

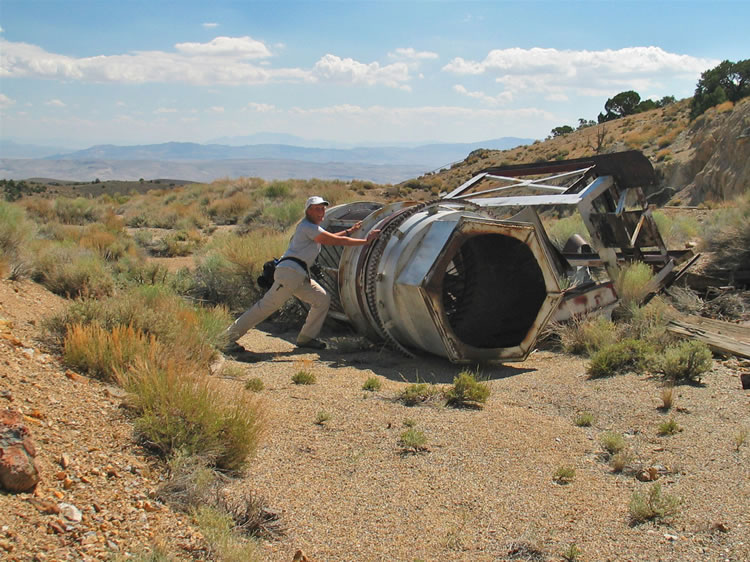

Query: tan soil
1,277,749,561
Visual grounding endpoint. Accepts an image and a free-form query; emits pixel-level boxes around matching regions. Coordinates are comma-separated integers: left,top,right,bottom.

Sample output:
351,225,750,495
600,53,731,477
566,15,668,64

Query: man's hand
366,229,381,242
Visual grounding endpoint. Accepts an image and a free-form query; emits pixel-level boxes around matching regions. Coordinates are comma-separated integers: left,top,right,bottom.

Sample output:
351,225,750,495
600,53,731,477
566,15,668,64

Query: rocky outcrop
671,98,750,204
0,409,41,492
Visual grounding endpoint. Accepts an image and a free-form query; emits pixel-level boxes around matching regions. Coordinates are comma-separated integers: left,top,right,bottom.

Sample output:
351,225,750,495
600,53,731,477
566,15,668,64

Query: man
224,195,380,354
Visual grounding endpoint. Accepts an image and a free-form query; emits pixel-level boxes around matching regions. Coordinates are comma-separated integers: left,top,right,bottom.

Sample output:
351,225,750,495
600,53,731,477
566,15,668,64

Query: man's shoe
223,342,257,360
297,338,327,350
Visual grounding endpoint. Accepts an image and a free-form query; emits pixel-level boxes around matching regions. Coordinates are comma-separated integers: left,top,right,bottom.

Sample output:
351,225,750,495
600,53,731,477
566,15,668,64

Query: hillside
403,98,750,205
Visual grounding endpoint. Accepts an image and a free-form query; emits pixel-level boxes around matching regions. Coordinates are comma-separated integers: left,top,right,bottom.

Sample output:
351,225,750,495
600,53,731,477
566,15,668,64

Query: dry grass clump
574,412,595,427
553,466,576,484
120,359,265,472
657,418,682,436
47,284,230,367
292,371,316,385
63,323,159,382
556,315,620,356
362,376,382,391
599,431,626,456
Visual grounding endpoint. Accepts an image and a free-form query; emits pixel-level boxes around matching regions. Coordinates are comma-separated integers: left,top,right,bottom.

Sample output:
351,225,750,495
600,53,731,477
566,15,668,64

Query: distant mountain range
0,136,533,184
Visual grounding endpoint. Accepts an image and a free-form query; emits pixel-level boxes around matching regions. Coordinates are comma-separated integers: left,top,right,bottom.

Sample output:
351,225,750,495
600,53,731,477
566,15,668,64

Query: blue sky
1,0,747,148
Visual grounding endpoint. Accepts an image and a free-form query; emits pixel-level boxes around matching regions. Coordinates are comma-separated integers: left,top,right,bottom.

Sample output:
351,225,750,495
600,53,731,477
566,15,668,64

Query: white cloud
154,107,177,114
175,36,270,58
0,93,14,108
388,47,438,61
245,102,275,112
443,46,718,100
45,99,65,107
202,22,219,29
312,54,411,90
209,106,224,113
453,84,513,105
116,100,126,107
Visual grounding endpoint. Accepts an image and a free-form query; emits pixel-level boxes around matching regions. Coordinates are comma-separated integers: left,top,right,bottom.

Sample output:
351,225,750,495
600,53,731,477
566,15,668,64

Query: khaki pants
225,265,330,344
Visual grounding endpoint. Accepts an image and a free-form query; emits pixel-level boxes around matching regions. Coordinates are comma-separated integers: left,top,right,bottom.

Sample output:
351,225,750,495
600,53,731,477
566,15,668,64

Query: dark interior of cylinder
442,234,547,348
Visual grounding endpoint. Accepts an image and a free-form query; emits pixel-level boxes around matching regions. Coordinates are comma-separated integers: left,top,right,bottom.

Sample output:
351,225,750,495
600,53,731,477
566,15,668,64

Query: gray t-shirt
278,219,325,273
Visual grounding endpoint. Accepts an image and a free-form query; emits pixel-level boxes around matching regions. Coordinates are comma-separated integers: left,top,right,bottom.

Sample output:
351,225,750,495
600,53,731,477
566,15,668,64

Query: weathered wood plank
667,318,750,359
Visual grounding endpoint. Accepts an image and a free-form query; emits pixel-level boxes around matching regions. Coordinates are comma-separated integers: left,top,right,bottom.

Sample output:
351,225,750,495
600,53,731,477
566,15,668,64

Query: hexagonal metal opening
440,233,547,348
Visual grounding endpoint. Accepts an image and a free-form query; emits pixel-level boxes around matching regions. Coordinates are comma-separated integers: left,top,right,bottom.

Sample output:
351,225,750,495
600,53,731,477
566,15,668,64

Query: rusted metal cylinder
316,200,562,363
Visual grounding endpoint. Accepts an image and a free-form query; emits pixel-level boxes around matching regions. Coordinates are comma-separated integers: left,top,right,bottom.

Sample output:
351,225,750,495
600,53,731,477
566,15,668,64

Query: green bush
657,418,682,436
574,412,595,427
629,483,681,524
587,338,655,378
245,378,264,392
31,242,115,298
600,431,626,455
399,428,428,452
362,376,382,391
121,360,265,473
444,371,490,407
553,466,576,483
292,371,316,385
658,340,713,383
558,315,620,356
53,197,101,224
0,201,33,258
614,262,654,308
398,382,441,406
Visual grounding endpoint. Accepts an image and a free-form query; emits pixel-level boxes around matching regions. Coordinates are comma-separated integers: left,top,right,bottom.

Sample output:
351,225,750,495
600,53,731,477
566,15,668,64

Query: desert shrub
574,412,595,427
207,192,253,225
262,181,291,199
150,230,203,257
115,257,170,286
192,505,262,561
188,231,287,311
399,428,428,452
398,382,441,406
610,451,632,473
315,410,331,425
245,378,264,392
292,371,316,385
657,340,713,383
557,315,620,356
629,483,681,524
546,214,588,250
657,418,682,436
444,371,490,407
652,212,699,247
702,193,750,282
362,376,382,391
562,543,583,562
31,242,115,298
262,199,306,229
63,323,159,382
587,338,655,378
620,298,672,347
53,197,101,224
0,201,34,276
46,284,230,367
614,261,653,308
120,359,265,472
553,466,576,483
600,431,626,455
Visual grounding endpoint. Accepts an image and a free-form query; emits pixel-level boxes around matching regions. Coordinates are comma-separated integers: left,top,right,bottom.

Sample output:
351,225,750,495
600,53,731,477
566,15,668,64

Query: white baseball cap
305,196,329,209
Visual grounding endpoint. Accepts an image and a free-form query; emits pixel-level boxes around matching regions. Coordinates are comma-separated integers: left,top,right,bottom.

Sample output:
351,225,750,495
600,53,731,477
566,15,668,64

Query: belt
277,256,310,276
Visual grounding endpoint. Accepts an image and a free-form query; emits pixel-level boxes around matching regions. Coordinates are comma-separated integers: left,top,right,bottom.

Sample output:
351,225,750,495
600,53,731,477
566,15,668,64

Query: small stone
48,520,66,534
0,409,41,492
55,471,67,481
58,503,82,524
106,539,119,551
713,522,730,533
52,489,64,499
63,477,74,490
105,465,118,478
664,533,678,541
59,453,71,469
142,501,160,513
28,498,60,514
0,538,14,552
64,370,87,383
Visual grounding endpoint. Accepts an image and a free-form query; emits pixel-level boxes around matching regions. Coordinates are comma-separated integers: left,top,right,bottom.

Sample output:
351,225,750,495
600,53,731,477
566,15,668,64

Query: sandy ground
1,278,748,561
